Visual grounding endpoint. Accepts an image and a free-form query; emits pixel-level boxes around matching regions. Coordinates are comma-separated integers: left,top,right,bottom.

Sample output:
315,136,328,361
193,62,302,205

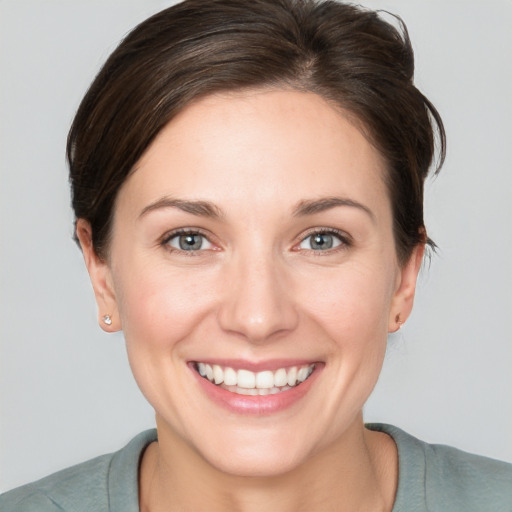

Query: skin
77,89,424,511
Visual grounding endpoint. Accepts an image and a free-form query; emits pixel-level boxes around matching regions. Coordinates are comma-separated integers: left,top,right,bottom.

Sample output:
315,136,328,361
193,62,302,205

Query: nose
217,251,299,343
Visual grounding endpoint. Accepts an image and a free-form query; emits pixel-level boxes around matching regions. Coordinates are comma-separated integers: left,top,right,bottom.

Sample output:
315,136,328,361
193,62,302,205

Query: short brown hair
68,0,445,263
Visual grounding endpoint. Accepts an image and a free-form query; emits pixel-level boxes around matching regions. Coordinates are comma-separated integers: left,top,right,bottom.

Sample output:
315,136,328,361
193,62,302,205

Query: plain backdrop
1,0,511,493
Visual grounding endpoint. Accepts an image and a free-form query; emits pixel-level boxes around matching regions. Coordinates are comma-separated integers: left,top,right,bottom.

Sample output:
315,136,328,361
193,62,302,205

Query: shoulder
367,423,512,512
0,429,157,512
421,438,512,510
0,453,113,512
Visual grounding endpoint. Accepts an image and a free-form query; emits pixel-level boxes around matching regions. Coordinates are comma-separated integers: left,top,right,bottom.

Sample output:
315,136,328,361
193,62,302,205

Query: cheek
298,261,396,345
112,262,222,414
114,261,218,352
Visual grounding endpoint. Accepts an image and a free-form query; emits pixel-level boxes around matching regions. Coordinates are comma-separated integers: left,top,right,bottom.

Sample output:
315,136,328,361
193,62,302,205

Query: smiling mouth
194,362,316,396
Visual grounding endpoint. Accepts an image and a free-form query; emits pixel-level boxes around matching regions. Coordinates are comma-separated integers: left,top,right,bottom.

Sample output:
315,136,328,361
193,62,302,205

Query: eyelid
160,227,218,252
159,226,351,254
294,227,352,251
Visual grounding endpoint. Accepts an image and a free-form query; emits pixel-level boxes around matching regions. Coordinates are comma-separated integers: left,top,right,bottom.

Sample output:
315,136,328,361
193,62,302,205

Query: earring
395,313,404,329
102,314,112,326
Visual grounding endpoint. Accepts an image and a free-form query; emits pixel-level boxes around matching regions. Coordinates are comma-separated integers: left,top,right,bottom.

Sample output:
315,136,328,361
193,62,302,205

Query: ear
388,243,425,333
76,219,121,332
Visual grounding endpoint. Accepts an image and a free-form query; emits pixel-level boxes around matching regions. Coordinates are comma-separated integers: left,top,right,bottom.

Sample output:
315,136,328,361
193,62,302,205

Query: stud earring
102,314,112,326
395,313,404,329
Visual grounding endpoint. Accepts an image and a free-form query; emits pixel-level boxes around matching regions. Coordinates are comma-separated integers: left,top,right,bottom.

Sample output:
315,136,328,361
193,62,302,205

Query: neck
139,414,397,512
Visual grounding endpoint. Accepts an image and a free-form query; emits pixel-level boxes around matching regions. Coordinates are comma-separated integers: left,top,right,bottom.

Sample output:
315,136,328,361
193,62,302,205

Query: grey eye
168,233,212,251
299,232,342,251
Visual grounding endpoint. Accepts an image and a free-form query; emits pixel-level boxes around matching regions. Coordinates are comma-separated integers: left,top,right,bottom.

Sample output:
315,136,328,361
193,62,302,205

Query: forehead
120,89,390,218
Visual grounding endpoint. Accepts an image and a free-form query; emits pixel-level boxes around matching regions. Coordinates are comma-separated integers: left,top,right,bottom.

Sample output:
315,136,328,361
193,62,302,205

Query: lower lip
190,364,322,415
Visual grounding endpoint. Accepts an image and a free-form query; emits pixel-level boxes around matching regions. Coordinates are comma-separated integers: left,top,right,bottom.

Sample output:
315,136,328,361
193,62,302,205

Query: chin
201,439,308,478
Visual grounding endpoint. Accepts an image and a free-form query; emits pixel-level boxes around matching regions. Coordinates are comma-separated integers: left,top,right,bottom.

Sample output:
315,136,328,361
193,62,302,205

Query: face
80,89,422,477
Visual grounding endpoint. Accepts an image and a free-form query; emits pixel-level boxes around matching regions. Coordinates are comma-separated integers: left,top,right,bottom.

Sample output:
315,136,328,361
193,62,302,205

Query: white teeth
255,370,274,389
297,366,309,383
223,366,237,386
197,362,207,377
212,365,224,385
273,368,288,387
237,369,256,389
287,366,297,386
224,385,293,396
196,362,316,392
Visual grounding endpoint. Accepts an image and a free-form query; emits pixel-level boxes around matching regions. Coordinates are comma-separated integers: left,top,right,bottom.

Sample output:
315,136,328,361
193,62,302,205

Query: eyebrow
292,197,375,221
139,195,374,222
139,197,224,219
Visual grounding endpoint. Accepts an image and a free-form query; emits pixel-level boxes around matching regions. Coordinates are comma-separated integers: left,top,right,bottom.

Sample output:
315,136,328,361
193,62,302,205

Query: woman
1,0,511,510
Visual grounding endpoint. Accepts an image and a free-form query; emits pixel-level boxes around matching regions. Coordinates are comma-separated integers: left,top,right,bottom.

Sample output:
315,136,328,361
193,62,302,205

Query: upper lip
189,358,321,372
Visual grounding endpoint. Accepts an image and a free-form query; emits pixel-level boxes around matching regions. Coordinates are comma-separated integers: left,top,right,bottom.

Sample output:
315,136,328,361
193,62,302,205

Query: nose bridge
217,243,298,342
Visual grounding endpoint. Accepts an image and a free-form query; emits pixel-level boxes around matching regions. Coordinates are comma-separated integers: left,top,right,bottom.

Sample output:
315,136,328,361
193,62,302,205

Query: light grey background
1,0,511,493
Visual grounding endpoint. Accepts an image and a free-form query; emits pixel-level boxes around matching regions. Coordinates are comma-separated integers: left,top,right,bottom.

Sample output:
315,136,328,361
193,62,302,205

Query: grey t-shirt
1,424,511,511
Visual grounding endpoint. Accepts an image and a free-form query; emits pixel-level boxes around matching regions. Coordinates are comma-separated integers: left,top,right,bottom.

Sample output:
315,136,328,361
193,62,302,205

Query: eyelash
160,227,352,255
160,228,214,256
295,228,352,254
